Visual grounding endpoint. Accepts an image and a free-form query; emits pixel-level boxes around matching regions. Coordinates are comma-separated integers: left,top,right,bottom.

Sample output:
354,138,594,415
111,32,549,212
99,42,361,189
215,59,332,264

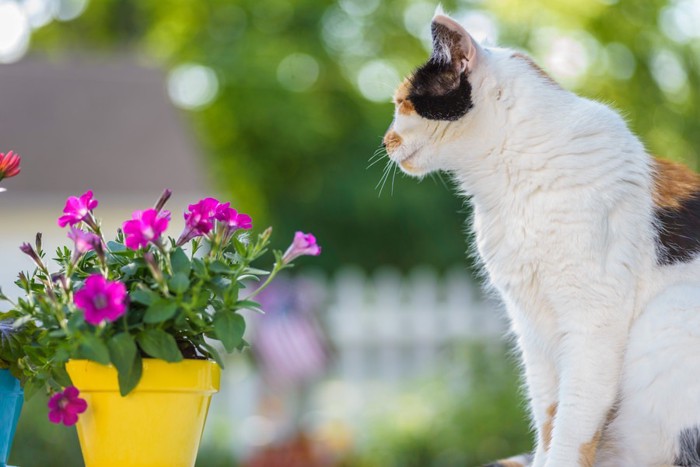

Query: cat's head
383,12,561,177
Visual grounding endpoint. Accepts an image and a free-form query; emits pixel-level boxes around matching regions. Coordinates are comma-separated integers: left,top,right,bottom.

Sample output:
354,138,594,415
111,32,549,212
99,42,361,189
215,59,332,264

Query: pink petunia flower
122,208,171,250
176,197,220,246
68,227,101,255
0,150,21,181
74,274,127,325
215,202,253,230
48,386,87,426
281,231,322,264
58,190,99,228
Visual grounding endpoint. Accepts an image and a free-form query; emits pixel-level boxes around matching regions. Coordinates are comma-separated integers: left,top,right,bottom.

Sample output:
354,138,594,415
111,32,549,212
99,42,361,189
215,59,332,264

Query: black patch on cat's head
407,22,474,121
408,60,473,121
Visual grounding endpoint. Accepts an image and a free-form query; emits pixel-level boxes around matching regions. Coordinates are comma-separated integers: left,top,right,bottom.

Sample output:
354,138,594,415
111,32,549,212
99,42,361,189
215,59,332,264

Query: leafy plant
0,189,320,412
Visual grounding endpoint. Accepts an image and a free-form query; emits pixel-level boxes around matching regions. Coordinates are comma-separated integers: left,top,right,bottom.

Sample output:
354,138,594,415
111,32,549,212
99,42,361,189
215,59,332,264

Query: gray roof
0,54,208,199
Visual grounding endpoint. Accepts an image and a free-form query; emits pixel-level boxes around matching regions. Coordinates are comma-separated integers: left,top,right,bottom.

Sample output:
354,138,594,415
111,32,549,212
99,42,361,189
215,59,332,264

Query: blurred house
0,54,209,299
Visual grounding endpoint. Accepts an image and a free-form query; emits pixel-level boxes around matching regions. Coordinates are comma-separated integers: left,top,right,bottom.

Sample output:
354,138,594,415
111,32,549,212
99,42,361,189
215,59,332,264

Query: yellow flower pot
66,359,220,467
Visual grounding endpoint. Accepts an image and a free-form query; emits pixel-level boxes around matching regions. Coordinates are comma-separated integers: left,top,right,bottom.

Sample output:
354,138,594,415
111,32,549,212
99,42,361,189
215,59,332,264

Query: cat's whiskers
430,171,452,191
390,161,398,195
367,146,388,169
376,159,394,197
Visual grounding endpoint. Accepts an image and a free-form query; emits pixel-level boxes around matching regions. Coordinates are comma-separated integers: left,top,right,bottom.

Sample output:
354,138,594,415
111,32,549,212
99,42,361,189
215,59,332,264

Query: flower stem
240,261,286,302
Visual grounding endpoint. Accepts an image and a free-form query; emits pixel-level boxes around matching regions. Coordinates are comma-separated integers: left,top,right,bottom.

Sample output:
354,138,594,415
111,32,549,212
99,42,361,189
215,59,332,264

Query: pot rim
66,358,221,393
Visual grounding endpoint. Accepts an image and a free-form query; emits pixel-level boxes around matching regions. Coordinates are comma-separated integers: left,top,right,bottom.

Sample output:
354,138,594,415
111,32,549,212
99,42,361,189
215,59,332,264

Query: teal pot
0,369,22,467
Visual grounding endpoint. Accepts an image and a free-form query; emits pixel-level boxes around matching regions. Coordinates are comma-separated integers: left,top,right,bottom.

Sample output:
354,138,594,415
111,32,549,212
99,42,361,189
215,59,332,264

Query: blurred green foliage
340,343,530,467
10,393,84,466
28,0,700,273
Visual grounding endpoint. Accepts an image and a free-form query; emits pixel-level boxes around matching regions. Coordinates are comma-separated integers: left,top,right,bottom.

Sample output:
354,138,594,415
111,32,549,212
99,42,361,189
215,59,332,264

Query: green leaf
234,238,247,257
136,329,183,362
209,260,232,274
108,333,141,396
119,352,143,396
213,312,245,352
77,334,110,365
236,299,265,314
66,311,83,333
107,241,127,252
210,276,232,298
131,288,158,306
168,273,190,295
243,267,271,276
237,274,261,282
170,248,191,275
192,258,207,277
51,365,72,388
199,341,225,368
120,262,140,278
144,300,178,324
48,329,67,338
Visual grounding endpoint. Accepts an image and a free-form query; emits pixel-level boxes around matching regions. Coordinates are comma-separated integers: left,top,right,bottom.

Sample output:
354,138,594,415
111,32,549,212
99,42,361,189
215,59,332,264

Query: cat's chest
471,203,578,291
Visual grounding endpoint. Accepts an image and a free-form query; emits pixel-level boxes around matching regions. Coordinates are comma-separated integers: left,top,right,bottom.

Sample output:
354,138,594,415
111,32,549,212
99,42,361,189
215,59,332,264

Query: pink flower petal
62,411,79,426
48,409,63,424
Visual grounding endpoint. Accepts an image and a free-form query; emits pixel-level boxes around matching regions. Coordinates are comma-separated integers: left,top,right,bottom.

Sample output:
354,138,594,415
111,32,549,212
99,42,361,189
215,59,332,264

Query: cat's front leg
514,333,559,467
544,286,633,467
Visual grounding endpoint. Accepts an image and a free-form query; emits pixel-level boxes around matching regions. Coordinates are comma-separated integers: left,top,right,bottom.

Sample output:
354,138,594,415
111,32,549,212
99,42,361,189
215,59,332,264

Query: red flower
0,150,20,181
48,386,87,426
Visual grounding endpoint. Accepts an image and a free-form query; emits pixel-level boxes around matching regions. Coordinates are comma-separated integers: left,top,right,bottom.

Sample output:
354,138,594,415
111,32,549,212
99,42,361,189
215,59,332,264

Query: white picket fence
317,266,505,383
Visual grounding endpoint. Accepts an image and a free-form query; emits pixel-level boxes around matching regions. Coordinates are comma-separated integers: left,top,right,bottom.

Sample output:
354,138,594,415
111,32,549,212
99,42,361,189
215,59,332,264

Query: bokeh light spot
356,60,400,103
339,0,379,18
605,42,636,80
277,53,320,92
0,2,30,64
650,48,688,96
23,0,58,29
453,10,499,44
167,63,219,110
56,0,88,22
403,2,434,50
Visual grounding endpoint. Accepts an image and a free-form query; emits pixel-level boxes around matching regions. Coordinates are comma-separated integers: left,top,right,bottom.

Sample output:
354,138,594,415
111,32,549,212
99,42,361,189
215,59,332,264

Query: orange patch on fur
393,79,415,115
383,130,402,152
653,158,700,209
511,53,560,88
393,79,411,104
578,430,601,467
399,100,415,115
542,403,557,452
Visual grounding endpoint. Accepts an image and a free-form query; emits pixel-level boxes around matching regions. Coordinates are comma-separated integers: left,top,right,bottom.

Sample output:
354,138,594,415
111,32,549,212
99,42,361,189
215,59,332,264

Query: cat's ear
430,11,482,74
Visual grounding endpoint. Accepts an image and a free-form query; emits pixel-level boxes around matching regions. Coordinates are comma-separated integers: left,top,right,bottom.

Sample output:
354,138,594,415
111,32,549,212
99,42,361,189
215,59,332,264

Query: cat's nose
383,130,402,153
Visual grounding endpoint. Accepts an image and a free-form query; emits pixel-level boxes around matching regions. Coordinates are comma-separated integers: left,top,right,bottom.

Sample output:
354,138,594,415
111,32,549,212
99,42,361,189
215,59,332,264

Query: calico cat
383,10,700,467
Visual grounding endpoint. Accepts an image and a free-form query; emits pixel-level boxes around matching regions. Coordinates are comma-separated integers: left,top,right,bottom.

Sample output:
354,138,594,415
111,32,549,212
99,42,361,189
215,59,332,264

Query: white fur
386,17,700,467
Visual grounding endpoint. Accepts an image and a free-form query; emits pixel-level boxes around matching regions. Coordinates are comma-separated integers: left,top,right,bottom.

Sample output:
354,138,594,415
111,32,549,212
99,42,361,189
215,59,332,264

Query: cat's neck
452,94,649,215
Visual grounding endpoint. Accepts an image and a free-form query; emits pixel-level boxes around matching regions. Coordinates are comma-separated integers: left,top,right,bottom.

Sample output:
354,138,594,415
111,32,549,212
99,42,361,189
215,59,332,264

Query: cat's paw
483,453,534,467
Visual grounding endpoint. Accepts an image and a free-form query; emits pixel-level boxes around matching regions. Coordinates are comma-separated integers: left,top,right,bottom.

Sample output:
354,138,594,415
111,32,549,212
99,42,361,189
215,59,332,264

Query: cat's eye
395,97,404,106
